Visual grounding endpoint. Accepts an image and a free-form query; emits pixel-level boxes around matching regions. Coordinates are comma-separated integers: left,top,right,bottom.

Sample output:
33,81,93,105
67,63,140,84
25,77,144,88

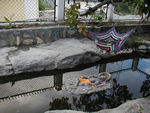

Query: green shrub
39,0,46,11
4,17,12,28
65,3,81,29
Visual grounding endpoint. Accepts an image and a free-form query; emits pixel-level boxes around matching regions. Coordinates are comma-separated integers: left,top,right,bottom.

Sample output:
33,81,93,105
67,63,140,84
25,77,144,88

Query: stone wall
0,24,149,48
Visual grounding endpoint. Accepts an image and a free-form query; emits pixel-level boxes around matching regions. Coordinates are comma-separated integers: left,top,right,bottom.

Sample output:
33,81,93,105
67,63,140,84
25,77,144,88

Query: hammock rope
83,16,147,52
87,26,136,52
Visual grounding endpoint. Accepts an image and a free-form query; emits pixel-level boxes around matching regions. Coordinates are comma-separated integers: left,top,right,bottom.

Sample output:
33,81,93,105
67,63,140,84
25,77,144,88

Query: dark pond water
0,52,150,113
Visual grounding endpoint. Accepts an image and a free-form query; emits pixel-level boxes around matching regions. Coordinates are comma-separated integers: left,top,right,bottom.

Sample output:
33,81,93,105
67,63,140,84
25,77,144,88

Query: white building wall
24,0,39,20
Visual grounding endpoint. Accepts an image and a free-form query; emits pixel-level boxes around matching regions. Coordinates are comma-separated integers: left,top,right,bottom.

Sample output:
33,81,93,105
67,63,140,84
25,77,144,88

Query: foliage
65,3,81,29
65,3,104,35
120,0,150,16
114,2,136,14
39,0,46,11
112,0,150,16
4,17,12,28
78,24,88,36
90,9,105,22
81,0,150,17
49,97,71,110
49,78,132,111
140,75,150,97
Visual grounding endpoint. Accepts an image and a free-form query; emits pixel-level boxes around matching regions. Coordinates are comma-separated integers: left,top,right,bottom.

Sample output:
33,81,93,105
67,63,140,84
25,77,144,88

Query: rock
98,97,150,113
36,37,43,44
54,39,101,69
138,45,147,50
8,38,101,75
23,39,34,45
0,47,17,76
9,48,58,74
45,110,83,113
45,96,150,113
136,40,150,53
0,38,133,76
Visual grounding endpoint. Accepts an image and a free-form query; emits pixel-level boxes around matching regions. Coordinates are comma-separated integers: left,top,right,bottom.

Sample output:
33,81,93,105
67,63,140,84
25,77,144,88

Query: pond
0,52,150,113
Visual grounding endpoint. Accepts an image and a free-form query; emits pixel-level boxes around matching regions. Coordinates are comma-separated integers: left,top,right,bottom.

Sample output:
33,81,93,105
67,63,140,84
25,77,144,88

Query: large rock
9,48,58,74
45,96,150,113
0,47,17,76
0,38,133,76
7,38,102,75
98,97,150,113
136,40,150,53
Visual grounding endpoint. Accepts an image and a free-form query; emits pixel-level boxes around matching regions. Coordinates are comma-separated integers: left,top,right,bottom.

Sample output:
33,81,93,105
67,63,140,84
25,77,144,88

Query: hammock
87,26,136,52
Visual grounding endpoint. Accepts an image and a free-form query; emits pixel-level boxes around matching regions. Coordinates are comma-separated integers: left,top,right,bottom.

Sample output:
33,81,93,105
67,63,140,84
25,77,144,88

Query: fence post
106,4,114,22
56,0,65,21
54,73,63,91
99,63,107,73
132,57,139,71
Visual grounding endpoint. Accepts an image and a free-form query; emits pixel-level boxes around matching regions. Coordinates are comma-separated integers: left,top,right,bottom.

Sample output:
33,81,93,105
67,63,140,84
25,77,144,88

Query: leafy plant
124,0,150,16
65,3,81,29
4,17,12,28
39,0,46,11
78,24,88,36
114,2,135,14
90,10,104,22
66,3,104,36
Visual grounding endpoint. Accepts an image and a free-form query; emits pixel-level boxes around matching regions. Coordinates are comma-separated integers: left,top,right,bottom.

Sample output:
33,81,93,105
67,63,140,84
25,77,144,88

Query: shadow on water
0,52,150,113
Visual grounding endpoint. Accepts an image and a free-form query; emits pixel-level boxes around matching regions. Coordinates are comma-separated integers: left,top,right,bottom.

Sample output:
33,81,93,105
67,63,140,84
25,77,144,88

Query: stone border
0,24,150,48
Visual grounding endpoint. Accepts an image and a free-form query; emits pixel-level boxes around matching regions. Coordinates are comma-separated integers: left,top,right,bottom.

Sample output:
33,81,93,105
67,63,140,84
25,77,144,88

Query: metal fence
0,0,56,23
64,0,147,22
0,0,149,24
65,0,106,21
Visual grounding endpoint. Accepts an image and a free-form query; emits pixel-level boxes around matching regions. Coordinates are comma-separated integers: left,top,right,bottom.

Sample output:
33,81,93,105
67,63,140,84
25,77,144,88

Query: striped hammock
87,26,136,52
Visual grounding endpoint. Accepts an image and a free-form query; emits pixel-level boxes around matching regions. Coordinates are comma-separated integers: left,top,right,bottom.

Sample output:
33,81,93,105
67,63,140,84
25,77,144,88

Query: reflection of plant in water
105,79,132,108
49,97,71,110
49,79,132,112
72,79,132,112
140,75,150,97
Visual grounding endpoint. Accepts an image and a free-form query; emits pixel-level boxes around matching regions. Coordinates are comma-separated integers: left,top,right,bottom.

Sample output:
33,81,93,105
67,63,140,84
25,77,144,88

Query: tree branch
80,0,110,16
80,0,124,16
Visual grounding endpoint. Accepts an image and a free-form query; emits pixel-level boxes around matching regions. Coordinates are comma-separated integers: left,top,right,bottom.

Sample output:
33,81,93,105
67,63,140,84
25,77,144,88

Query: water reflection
0,52,150,99
131,57,139,71
49,97,71,110
49,79,132,112
54,72,63,91
0,52,150,113
140,75,150,97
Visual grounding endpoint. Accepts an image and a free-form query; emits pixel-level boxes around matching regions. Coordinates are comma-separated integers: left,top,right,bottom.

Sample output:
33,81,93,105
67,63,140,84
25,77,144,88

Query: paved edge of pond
0,38,134,77
45,96,150,113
